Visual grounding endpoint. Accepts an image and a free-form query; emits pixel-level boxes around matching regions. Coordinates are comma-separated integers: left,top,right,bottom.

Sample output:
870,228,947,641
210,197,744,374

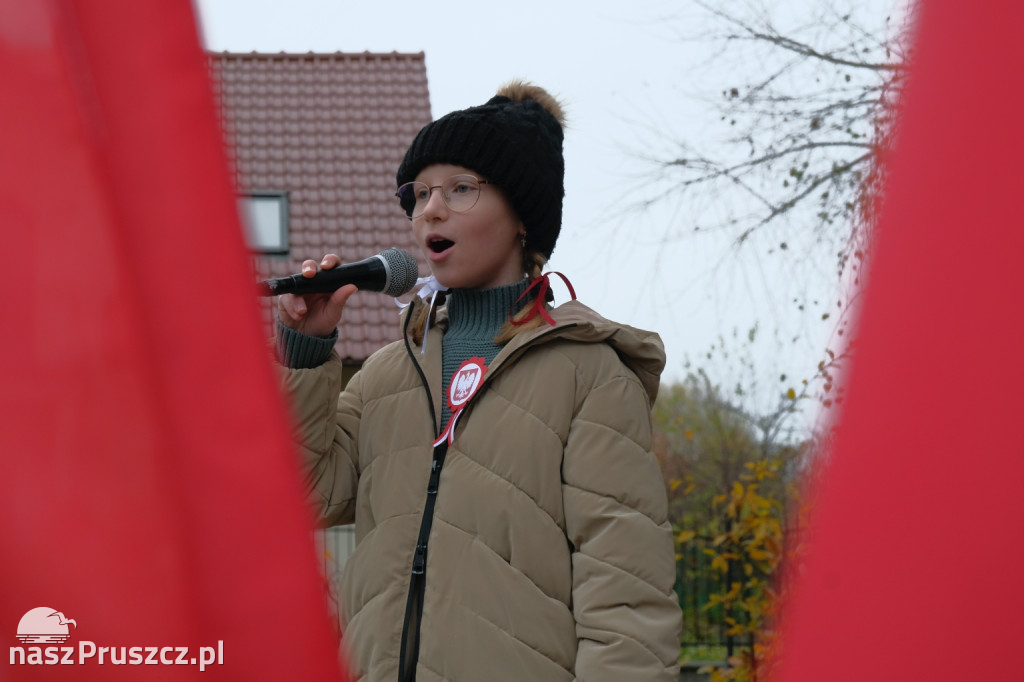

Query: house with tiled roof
209,51,431,384
208,51,432,627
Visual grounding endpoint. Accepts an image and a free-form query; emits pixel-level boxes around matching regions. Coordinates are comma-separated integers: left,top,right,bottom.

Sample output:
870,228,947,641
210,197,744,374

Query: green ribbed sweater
439,280,529,426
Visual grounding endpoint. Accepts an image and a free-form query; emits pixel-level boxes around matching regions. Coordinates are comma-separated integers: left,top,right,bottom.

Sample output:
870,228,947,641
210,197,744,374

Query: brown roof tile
209,51,431,363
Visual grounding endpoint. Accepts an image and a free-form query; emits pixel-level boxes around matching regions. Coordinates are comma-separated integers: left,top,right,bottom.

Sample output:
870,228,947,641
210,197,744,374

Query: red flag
0,1,347,679
777,1,1024,680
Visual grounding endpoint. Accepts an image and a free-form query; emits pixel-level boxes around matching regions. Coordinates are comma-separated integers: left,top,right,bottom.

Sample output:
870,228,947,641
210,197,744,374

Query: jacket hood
515,301,666,404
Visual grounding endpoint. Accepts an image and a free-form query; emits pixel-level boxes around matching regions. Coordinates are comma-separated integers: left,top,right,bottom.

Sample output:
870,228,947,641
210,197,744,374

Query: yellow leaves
676,529,697,544
669,477,697,495
786,387,797,400
747,548,773,562
675,453,795,682
724,622,747,637
709,670,729,682
731,481,745,500
684,428,695,440
745,459,780,482
704,582,742,609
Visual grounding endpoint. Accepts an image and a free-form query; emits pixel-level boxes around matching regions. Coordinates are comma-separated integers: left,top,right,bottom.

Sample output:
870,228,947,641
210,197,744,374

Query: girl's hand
277,254,357,337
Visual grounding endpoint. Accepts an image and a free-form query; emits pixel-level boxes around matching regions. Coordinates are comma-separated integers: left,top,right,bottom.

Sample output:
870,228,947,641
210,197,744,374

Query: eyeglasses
395,174,493,219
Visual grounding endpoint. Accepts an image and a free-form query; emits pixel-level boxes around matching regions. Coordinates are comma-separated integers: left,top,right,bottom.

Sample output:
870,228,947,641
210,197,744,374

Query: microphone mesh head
380,248,420,297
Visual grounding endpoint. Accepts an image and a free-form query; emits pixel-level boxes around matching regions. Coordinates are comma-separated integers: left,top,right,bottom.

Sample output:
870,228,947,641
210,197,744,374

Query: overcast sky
193,0,872,415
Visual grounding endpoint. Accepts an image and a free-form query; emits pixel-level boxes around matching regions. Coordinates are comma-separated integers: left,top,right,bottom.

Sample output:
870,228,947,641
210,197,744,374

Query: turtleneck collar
445,279,531,339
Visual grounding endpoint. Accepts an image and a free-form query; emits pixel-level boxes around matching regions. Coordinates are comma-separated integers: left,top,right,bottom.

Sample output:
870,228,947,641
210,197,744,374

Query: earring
520,234,527,249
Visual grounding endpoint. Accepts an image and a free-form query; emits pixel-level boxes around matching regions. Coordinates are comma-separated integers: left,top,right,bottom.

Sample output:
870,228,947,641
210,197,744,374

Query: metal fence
676,535,757,657
314,525,356,634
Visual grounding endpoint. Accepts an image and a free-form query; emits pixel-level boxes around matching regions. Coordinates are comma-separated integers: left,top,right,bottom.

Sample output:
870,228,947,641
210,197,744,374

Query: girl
276,81,681,682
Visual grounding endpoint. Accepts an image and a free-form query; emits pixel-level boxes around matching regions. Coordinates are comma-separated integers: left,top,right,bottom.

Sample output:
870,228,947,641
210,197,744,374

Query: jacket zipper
398,307,440,682
397,440,448,682
395,307,578,681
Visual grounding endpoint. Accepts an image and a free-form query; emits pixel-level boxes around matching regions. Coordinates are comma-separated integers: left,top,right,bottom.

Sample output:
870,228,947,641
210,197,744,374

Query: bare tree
621,0,912,424
627,0,910,314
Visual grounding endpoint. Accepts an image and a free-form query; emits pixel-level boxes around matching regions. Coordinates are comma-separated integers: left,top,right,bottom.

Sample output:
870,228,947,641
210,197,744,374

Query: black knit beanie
396,87,565,260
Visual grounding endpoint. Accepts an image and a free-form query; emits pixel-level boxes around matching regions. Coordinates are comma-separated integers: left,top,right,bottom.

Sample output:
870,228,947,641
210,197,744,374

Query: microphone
257,248,420,298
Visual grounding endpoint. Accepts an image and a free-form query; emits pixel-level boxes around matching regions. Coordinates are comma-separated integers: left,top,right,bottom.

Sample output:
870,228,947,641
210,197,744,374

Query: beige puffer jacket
283,297,681,682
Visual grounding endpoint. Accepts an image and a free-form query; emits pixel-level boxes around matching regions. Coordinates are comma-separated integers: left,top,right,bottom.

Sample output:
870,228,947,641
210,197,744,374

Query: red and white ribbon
395,275,450,355
433,357,488,447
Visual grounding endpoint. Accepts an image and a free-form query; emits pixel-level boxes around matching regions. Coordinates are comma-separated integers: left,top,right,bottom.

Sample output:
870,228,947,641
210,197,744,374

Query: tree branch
747,31,902,71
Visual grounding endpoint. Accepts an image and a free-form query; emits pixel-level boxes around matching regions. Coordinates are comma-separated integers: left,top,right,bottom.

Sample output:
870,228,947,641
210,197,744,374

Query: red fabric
0,1,347,679
777,2,1024,680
